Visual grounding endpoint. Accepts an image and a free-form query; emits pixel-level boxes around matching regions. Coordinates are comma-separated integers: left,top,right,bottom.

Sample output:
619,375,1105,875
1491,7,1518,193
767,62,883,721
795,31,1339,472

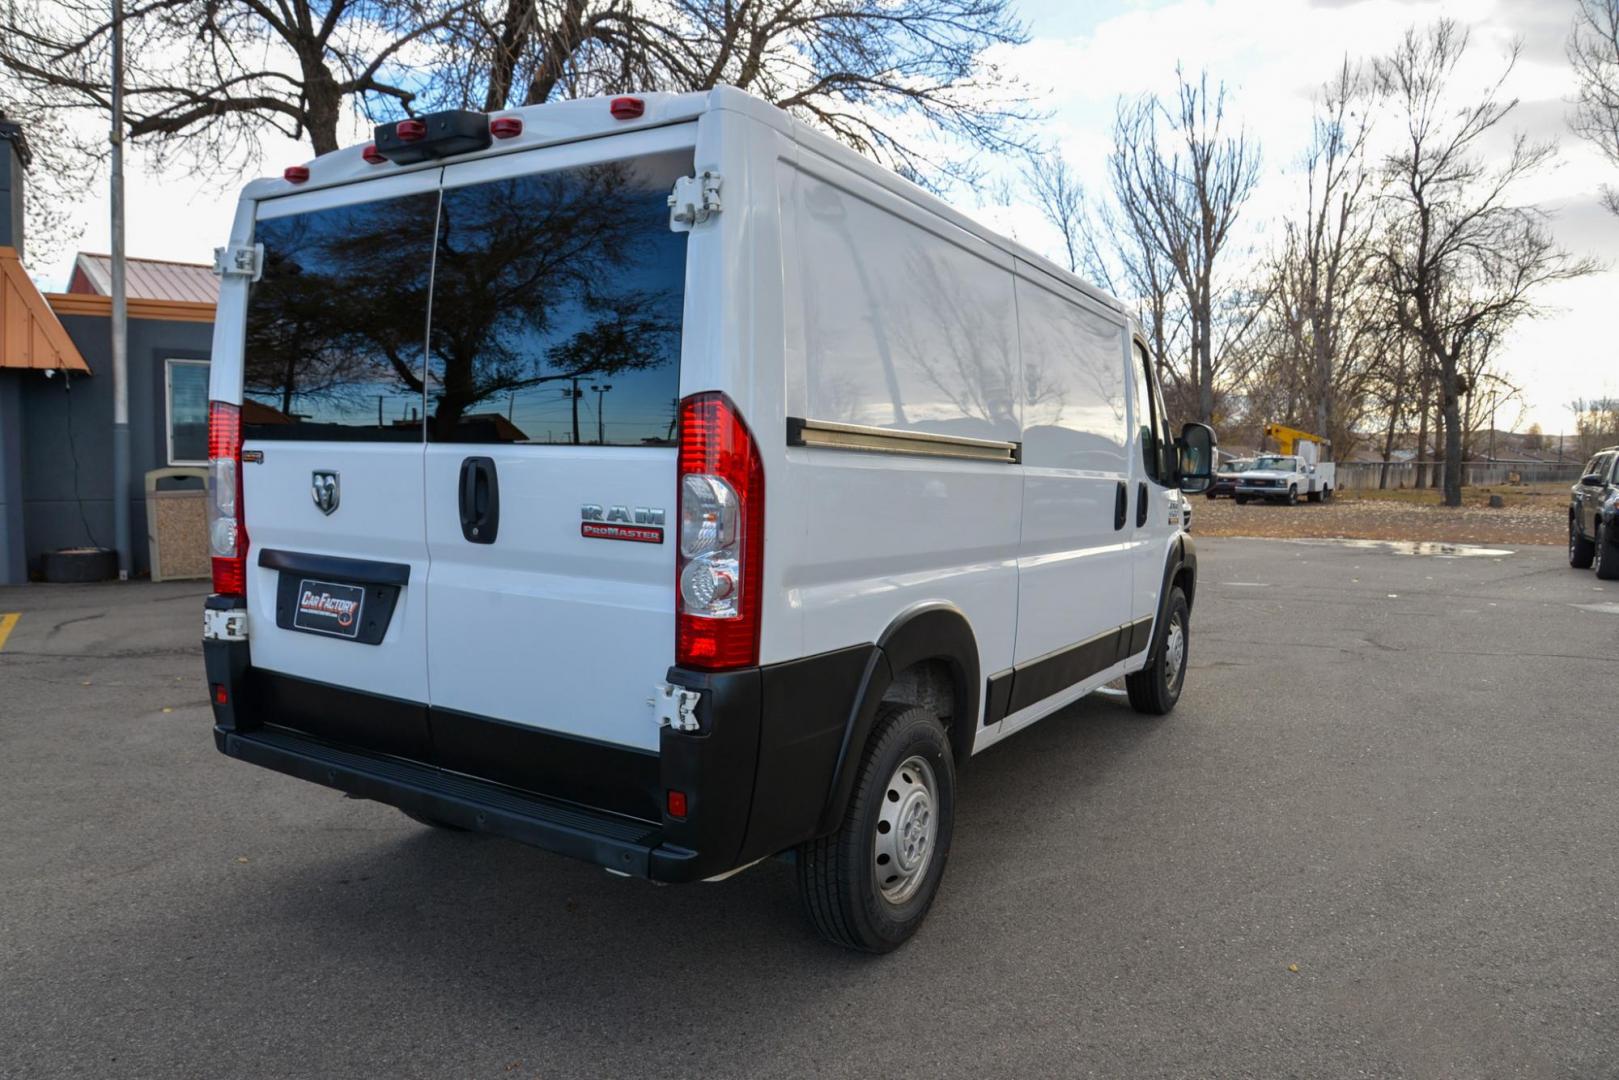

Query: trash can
144,467,209,582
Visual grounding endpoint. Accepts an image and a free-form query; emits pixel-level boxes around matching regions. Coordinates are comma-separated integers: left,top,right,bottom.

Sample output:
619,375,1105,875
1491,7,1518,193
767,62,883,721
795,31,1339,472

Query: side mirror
1176,422,1217,494
1583,474,1605,487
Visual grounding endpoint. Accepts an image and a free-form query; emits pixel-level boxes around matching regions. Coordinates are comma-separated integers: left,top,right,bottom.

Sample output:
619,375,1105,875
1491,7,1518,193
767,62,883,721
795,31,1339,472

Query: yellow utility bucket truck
1233,425,1335,505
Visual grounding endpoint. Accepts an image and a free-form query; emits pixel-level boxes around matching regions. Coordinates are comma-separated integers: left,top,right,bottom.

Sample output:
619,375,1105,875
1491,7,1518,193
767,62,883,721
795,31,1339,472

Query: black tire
796,703,955,953
1234,495,1249,506
1597,522,1619,581
1570,515,1596,569
400,809,467,831
1126,586,1190,716
1323,486,1333,502
1286,486,1299,506
1205,491,1217,500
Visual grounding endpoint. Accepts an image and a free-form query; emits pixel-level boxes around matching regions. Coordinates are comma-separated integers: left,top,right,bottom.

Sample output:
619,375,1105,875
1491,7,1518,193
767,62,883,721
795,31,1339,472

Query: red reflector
490,116,522,139
397,119,426,142
667,790,688,819
610,96,645,120
212,683,229,705
362,144,386,165
283,165,309,183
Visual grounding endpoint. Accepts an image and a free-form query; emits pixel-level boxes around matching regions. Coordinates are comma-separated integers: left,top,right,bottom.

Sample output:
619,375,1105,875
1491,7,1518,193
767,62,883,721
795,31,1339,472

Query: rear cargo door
239,171,440,706
423,128,695,753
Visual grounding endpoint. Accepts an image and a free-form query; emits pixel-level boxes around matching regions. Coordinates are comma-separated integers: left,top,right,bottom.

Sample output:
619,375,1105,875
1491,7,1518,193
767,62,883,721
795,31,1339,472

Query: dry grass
1193,482,1569,545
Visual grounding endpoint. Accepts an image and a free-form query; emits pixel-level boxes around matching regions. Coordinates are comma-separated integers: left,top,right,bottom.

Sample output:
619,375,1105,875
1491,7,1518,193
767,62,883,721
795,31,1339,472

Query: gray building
0,121,218,583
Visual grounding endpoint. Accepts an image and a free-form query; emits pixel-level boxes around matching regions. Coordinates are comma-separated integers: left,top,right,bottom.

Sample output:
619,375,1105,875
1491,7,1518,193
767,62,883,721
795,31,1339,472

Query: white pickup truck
1234,446,1335,505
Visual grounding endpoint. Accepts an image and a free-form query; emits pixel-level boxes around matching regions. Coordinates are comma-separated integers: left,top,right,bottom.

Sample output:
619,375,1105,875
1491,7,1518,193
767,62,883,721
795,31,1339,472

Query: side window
1585,456,1606,481
1016,279,1128,472
425,150,692,445
243,190,440,441
1131,342,1163,483
165,358,210,464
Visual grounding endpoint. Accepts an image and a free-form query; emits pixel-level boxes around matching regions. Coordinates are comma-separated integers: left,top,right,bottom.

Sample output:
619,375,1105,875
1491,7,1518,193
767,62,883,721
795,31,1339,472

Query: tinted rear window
243,191,439,440
426,151,690,445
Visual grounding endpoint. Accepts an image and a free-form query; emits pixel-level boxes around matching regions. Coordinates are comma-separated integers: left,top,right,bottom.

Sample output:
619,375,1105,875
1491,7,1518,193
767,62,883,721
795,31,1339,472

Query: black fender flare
814,603,980,835
1150,533,1197,656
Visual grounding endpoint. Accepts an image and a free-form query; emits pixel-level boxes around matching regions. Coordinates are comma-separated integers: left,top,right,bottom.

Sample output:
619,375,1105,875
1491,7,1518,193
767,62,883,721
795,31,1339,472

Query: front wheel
1126,586,1190,716
1570,515,1596,569
1286,486,1299,506
796,703,955,953
1234,495,1249,506
1597,522,1619,580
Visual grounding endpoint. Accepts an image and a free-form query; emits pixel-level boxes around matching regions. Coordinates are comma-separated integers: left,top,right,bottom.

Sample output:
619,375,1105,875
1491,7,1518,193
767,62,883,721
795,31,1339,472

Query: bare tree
0,0,460,162
1264,59,1381,451
1570,0,1619,214
431,0,1034,188
1110,68,1262,425
0,95,95,273
2,0,1031,191
1375,20,1597,507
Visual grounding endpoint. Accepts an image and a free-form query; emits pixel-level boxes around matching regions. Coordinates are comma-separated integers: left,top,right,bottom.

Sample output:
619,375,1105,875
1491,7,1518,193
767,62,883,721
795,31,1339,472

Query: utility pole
109,0,132,580
569,376,581,445
590,383,612,445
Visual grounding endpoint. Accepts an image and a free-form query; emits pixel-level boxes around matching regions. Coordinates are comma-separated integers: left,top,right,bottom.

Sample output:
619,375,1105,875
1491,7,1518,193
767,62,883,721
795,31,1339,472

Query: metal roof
0,246,90,372
71,252,219,303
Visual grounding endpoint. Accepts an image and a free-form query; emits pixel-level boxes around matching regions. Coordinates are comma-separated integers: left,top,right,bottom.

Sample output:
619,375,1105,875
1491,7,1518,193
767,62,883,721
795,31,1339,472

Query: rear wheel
1126,586,1189,716
796,703,955,953
1597,522,1619,580
1570,515,1596,569
1323,485,1333,502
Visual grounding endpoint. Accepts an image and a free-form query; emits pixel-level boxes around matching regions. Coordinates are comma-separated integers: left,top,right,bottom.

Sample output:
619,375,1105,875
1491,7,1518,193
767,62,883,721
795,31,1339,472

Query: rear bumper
204,599,874,884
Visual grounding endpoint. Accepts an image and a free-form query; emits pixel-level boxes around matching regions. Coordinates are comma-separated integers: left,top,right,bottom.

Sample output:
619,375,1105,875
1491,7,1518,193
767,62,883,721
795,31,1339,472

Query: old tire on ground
42,547,118,583
1286,486,1299,506
1127,586,1190,716
400,809,467,831
1570,515,1596,569
796,702,955,953
1596,522,1619,581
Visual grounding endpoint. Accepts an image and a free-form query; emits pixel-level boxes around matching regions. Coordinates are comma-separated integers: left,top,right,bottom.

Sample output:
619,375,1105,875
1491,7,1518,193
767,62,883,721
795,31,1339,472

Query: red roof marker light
610,96,645,120
396,119,427,142
361,144,386,165
490,116,522,139
283,165,309,184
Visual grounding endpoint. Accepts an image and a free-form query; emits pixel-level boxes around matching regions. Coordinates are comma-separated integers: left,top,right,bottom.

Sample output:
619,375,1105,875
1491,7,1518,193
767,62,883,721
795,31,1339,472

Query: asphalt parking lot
1,538,1615,1079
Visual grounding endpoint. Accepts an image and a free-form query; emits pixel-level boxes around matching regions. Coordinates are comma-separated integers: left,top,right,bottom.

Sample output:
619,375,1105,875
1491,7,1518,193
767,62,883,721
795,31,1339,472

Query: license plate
291,578,366,639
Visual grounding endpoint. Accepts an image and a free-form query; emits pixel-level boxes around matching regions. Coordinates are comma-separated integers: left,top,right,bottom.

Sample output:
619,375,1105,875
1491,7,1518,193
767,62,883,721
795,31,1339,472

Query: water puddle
1283,538,1514,558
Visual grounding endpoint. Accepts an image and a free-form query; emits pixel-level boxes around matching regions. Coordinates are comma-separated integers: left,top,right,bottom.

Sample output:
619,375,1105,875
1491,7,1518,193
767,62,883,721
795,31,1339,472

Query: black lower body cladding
205,621,878,883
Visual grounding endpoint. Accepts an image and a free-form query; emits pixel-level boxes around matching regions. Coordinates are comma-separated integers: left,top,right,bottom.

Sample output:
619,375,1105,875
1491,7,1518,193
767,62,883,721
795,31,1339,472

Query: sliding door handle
1114,481,1128,531
1136,482,1149,528
458,456,500,544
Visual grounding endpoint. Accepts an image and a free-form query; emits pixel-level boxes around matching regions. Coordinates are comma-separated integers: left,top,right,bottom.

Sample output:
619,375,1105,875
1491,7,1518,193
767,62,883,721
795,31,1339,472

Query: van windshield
241,149,691,445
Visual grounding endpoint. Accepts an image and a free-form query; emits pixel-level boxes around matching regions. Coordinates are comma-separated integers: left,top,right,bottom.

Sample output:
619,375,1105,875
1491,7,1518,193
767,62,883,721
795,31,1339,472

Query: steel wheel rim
873,755,939,905
1164,616,1186,687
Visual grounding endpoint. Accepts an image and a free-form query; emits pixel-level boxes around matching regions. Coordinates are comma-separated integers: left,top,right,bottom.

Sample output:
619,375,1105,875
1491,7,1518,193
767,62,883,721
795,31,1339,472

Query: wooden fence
1332,461,1584,491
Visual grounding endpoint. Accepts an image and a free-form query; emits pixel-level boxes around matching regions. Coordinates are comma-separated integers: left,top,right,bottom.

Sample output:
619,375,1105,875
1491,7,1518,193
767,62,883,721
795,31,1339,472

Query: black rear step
218,725,663,876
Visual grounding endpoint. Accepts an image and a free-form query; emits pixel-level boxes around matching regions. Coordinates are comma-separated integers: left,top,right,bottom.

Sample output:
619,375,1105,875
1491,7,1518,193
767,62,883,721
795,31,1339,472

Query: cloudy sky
40,0,1619,433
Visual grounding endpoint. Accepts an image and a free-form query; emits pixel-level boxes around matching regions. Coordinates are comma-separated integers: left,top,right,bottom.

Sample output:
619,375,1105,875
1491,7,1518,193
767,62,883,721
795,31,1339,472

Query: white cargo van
202,87,1216,952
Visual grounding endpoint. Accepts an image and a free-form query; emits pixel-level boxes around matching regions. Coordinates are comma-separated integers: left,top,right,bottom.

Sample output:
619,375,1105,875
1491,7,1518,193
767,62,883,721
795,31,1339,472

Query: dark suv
1569,447,1619,580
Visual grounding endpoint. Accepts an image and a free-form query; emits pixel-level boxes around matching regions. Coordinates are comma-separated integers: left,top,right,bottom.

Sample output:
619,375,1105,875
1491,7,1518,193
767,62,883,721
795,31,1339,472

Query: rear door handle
1136,482,1149,528
458,456,500,544
1114,481,1128,531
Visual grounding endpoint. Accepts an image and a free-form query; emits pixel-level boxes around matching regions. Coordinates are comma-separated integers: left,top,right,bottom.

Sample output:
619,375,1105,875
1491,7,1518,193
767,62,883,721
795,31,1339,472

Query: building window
166,359,210,465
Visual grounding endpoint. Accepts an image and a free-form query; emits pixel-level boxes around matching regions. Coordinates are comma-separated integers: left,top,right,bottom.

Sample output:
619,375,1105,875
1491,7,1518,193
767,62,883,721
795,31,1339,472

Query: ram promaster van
202,87,1216,952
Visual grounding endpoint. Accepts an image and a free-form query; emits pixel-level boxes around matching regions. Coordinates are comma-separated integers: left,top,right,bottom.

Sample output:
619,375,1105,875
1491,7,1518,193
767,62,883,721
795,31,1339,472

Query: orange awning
0,245,91,373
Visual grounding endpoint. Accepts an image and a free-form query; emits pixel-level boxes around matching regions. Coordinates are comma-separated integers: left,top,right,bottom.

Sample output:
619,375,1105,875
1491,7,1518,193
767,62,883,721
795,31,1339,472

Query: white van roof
248,85,1124,317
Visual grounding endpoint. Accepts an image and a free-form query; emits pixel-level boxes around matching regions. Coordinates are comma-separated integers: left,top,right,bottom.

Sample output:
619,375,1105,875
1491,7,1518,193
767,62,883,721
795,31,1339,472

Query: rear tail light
610,96,645,120
208,401,248,597
676,393,763,670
